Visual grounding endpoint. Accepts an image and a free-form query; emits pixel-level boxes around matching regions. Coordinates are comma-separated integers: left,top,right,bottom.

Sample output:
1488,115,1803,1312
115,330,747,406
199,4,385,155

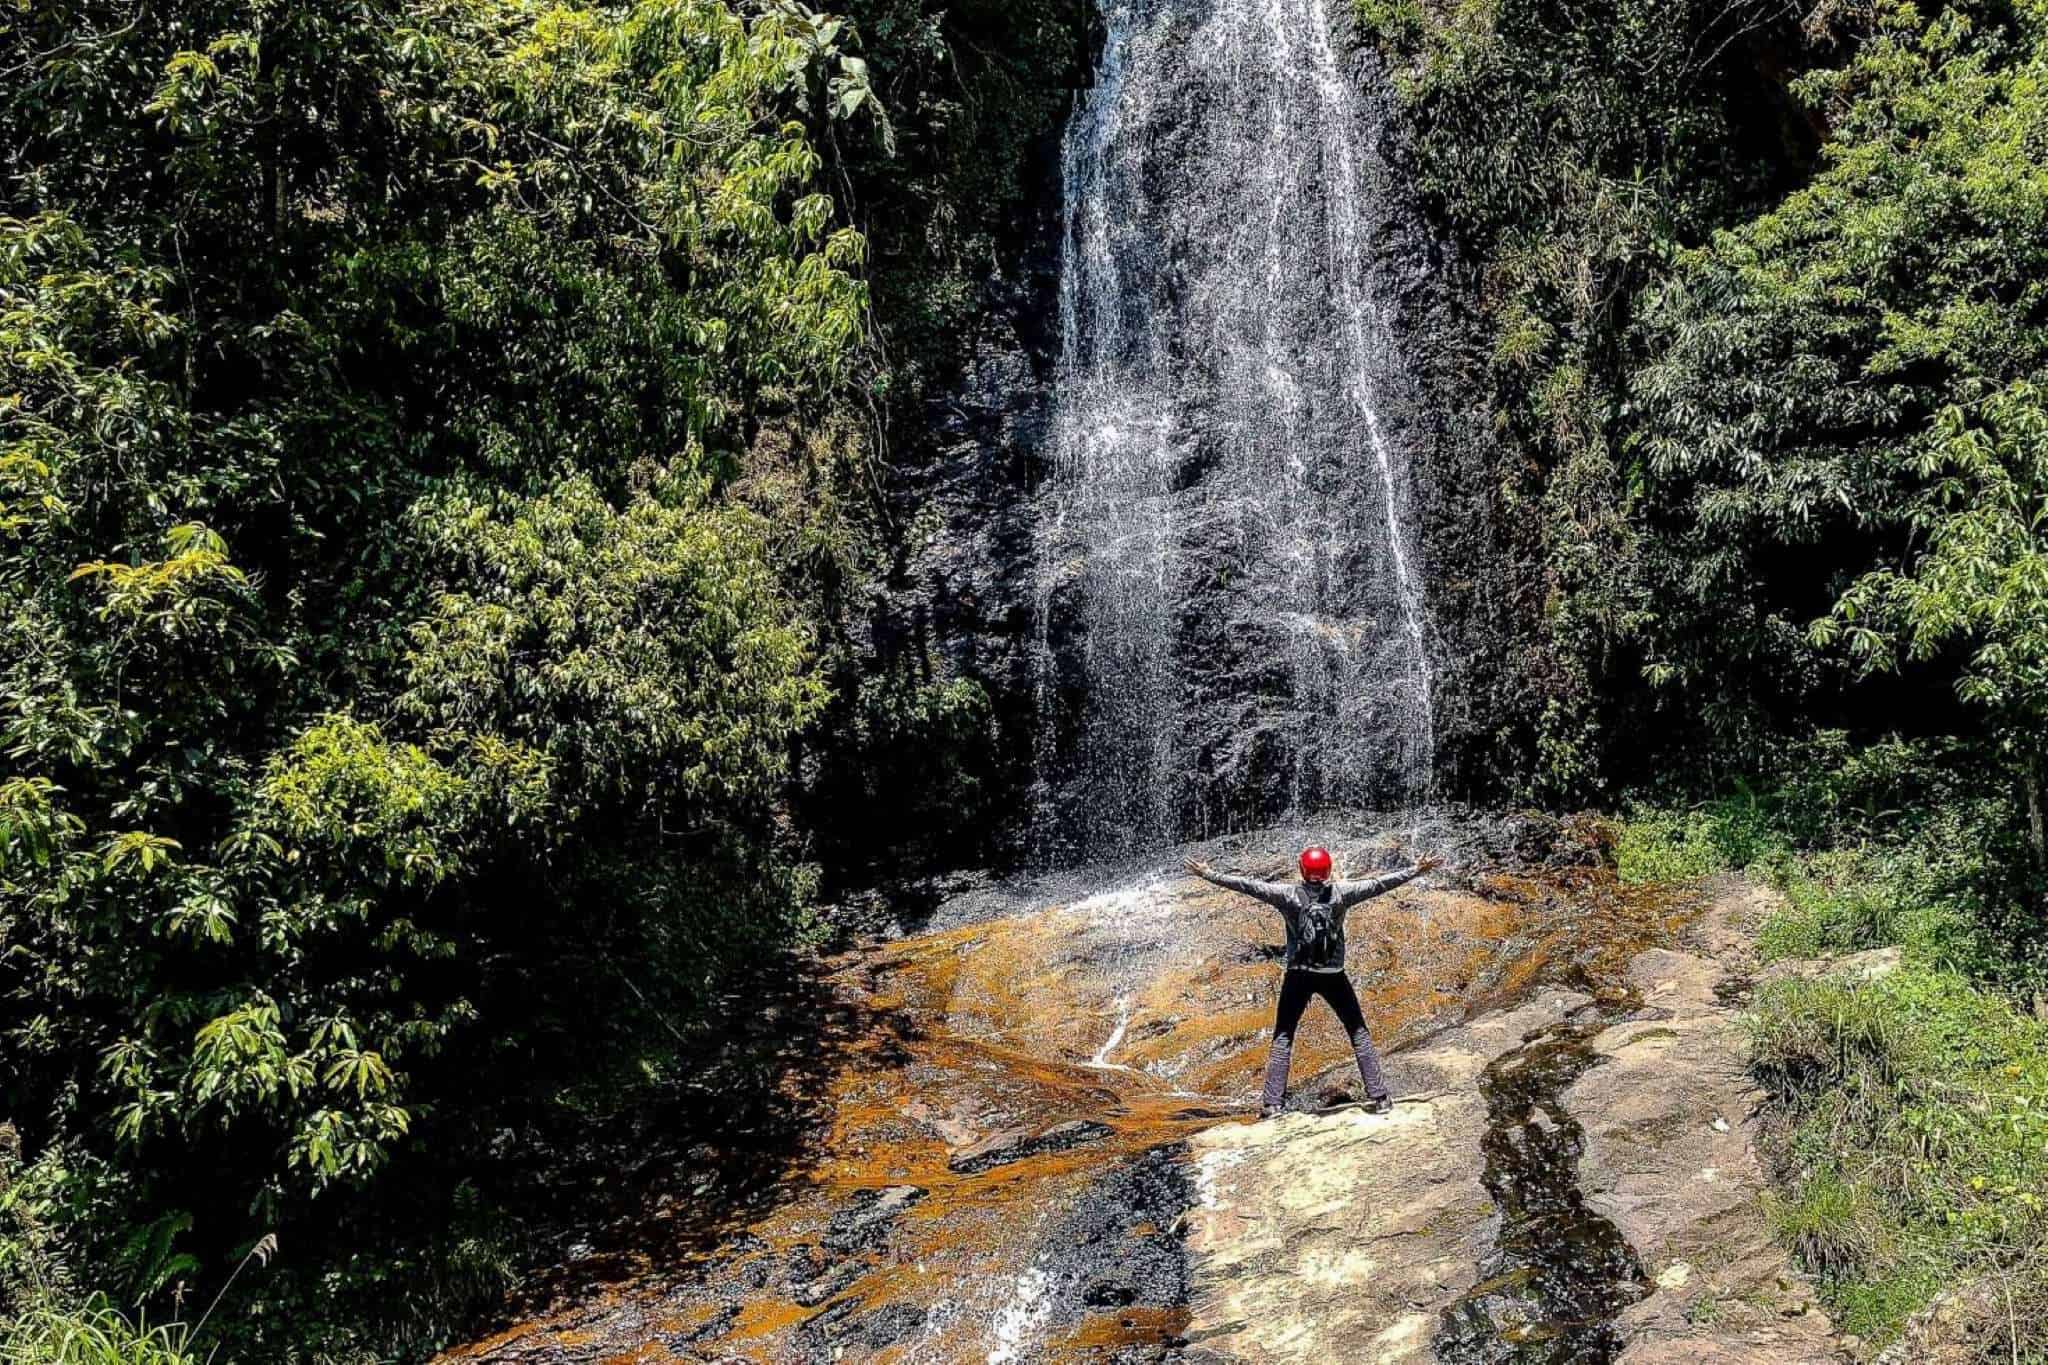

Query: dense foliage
1366,0,2048,883
0,0,887,1351
1361,0,1823,792
1636,0,2048,864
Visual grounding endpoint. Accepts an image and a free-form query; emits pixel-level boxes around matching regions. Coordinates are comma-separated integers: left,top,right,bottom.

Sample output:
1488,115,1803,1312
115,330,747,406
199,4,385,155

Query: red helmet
1299,846,1333,882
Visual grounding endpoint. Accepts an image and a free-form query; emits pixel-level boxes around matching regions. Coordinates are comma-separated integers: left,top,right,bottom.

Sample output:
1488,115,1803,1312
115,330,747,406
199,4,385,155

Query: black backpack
1297,893,1337,969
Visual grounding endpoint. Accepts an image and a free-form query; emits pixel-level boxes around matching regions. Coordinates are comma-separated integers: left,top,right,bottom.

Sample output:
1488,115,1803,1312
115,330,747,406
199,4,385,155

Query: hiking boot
1259,1103,1284,1120
1362,1095,1394,1115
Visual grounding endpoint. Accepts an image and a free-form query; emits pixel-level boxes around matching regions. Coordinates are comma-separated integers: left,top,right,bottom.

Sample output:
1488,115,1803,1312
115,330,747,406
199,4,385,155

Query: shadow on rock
474,957,927,1326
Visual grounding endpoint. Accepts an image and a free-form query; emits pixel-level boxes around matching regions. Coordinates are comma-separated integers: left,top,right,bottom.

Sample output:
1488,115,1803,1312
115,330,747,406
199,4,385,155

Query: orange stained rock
1051,1305,1194,1355
437,862,1699,1364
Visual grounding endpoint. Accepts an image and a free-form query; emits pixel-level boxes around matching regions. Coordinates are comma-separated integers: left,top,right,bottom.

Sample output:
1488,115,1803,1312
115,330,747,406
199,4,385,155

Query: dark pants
1262,968,1390,1110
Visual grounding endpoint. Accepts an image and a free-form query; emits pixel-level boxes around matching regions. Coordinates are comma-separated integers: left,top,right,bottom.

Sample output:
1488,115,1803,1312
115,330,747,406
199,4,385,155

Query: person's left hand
1415,854,1445,875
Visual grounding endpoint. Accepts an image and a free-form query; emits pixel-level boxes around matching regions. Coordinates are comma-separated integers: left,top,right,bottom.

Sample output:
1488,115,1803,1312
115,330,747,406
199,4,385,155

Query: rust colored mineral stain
438,866,1697,1363
1052,1305,1194,1354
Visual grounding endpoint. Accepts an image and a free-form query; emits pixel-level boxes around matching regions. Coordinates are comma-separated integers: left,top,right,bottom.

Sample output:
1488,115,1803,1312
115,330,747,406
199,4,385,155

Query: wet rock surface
1566,884,1841,1365
820,1186,927,1256
1173,879,1841,1365
922,807,1615,935
1183,993,1592,1364
841,26,1528,866
991,1140,1202,1359
948,1120,1113,1174
436,843,1836,1364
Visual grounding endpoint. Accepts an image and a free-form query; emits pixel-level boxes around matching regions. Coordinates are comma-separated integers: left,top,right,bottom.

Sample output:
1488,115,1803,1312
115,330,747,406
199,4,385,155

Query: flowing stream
1434,1012,1653,1363
1033,0,1433,859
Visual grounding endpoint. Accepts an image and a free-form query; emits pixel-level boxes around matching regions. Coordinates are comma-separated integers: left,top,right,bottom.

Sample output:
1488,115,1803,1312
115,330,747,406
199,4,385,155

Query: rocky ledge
1180,880,1843,1364
440,866,1852,1364
1184,993,1589,1362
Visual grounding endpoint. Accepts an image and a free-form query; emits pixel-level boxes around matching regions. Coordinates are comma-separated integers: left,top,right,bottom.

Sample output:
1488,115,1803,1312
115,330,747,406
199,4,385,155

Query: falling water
1033,0,1433,859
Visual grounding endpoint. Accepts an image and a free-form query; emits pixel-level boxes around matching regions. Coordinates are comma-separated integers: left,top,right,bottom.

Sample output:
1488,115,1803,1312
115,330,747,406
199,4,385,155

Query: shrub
1752,961,2048,1351
1749,977,1919,1103
1614,790,1784,884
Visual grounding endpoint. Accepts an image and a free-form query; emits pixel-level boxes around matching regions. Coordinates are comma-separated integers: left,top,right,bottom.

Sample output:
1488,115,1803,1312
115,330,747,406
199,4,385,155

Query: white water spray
985,1260,1056,1365
1032,0,1434,859
1087,993,1134,1070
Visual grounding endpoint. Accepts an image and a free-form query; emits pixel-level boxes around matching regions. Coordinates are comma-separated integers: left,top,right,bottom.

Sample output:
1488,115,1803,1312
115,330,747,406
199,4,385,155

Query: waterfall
1032,0,1433,859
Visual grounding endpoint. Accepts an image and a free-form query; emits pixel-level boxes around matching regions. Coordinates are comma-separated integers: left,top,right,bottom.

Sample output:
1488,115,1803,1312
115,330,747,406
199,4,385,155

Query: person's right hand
1184,858,1213,878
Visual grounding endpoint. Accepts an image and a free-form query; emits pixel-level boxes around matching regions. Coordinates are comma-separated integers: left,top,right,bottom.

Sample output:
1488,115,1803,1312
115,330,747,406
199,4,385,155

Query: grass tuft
1762,1169,1890,1277
1,1299,193,1365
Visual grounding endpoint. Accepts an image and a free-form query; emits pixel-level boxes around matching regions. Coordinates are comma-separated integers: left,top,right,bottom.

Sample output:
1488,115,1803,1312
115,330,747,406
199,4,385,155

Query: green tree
1,0,870,1329
1817,385,2048,866
1636,0,2048,865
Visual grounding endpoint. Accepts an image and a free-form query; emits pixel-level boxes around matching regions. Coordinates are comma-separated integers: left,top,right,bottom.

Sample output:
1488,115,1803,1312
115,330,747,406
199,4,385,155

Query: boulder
820,1184,926,1255
1756,946,1902,988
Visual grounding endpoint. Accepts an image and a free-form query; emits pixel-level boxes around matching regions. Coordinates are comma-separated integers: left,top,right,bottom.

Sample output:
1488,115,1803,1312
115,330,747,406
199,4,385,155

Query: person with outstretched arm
1186,845,1443,1118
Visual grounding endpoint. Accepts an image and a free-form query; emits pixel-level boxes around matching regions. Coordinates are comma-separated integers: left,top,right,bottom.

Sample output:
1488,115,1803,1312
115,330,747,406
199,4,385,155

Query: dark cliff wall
796,0,1093,880
1343,49,1545,806
1362,69,1554,806
813,0,1537,877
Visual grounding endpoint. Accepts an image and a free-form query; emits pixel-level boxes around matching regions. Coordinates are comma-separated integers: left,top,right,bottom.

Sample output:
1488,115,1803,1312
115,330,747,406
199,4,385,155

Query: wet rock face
1182,993,1594,1363
948,1119,1113,1174
859,9,1524,863
993,1141,1202,1359
846,129,1068,871
819,1185,926,1256
436,844,1826,1365
874,224,1063,734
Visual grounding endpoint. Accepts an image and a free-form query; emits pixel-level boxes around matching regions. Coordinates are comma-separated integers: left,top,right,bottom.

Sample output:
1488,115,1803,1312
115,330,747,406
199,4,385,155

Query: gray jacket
1197,864,1426,972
